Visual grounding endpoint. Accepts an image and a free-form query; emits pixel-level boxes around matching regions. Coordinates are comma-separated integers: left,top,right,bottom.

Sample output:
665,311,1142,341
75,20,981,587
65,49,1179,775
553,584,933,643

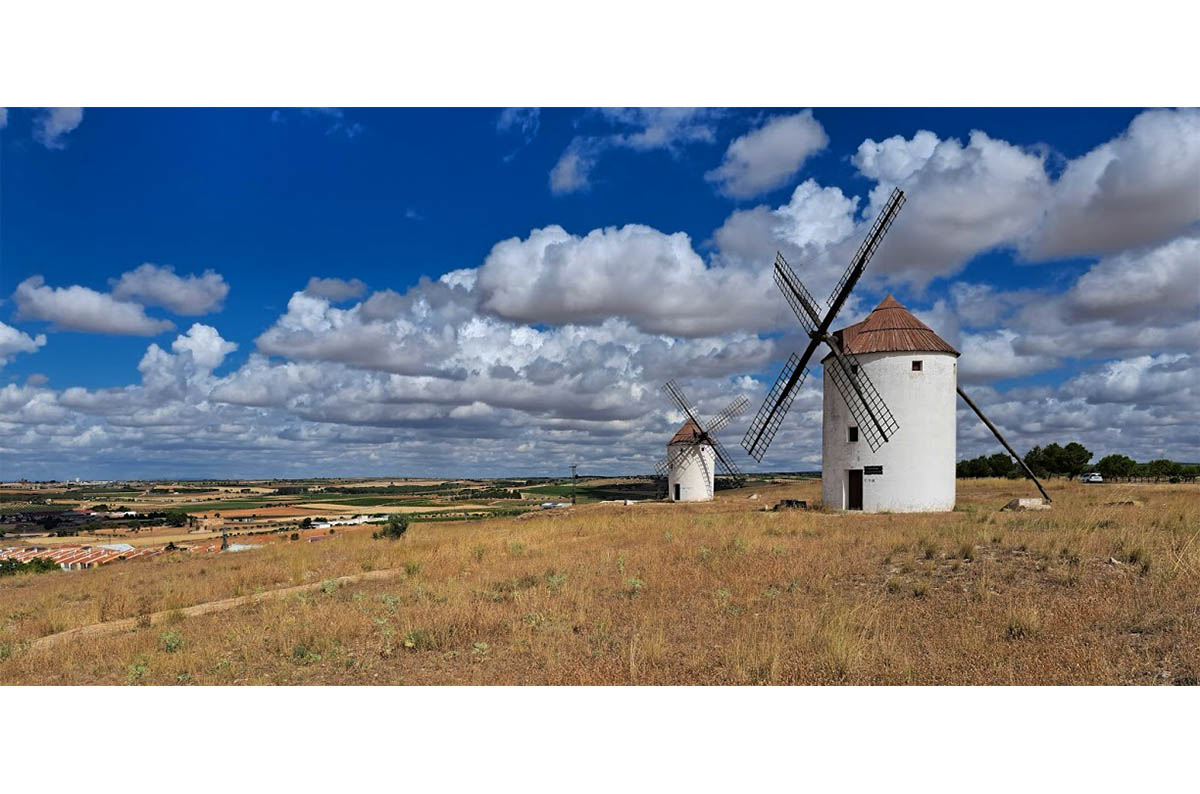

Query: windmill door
848,469,863,510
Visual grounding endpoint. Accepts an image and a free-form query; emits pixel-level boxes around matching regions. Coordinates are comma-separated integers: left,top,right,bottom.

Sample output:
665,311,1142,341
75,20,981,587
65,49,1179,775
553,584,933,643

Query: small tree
373,514,408,540
1024,446,1048,478
1060,442,1093,479
1096,454,1136,479
987,453,1016,478
1147,459,1181,479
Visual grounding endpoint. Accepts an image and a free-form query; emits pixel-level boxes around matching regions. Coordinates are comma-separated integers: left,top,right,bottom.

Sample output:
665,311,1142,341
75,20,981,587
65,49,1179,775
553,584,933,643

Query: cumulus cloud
255,290,466,376
843,109,1200,285
171,323,238,371
473,224,776,336
1027,108,1200,259
304,276,367,302
0,320,47,366
1064,233,1199,323
110,263,229,315
713,179,859,281
706,111,828,198
1003,236,1200,362
957,329,1059,384
853,129,1051,285
550,108,720,195
1062,353,1197,406
14,276,175,336
33,107,84,149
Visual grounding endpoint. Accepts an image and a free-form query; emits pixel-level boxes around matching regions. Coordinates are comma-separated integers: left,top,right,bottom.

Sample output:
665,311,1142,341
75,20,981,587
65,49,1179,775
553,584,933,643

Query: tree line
957,442,1199,481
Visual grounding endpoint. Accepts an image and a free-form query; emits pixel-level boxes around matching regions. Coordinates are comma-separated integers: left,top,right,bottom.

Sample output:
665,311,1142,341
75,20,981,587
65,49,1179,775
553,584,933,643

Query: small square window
912,360,923,372
850,364,859,375
848,426,859,443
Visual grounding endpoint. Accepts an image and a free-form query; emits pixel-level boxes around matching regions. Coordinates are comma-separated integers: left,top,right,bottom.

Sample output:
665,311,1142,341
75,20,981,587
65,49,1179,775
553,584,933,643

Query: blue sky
1,107,1197,479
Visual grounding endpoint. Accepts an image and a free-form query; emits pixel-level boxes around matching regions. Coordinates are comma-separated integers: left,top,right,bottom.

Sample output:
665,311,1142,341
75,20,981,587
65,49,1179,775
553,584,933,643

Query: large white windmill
743,188,1051,512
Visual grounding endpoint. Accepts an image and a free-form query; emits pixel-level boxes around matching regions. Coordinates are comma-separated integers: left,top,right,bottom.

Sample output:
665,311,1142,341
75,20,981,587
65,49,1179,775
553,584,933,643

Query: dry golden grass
2,478,1197,685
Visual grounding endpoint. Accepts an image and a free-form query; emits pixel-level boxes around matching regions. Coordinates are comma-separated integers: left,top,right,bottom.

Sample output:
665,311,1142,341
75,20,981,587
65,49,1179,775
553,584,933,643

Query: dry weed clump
1,478,1197,685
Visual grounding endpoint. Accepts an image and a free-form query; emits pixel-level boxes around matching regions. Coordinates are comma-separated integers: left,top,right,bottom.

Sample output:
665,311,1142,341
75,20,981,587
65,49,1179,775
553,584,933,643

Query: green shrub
373,514,409,540
0,557,59,577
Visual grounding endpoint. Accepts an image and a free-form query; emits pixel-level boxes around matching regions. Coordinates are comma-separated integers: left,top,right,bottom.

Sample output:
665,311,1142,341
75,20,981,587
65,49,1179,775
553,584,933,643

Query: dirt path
30,568,407,651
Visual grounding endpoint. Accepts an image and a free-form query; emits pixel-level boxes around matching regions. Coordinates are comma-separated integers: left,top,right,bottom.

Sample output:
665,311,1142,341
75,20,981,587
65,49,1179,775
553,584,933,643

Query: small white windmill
657,380,747,502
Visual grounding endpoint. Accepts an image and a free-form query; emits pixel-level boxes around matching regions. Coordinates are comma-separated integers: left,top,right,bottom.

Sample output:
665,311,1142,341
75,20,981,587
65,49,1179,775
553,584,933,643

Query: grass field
1,478,1196,685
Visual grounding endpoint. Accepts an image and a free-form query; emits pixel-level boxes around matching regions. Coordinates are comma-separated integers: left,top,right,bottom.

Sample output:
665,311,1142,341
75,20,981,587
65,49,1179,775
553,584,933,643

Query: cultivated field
1,478,1196,685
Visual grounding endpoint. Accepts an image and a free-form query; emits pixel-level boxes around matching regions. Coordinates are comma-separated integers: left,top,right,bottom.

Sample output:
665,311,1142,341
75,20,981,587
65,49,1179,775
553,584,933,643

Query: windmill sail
823,342,899,452
741,188,906,463
742,353,807,462
706,394,750,435
826,188,906,309
707,434,743,481
774,252,821,334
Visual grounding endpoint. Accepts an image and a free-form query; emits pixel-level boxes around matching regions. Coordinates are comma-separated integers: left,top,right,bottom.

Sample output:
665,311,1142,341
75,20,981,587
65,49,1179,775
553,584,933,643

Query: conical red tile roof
668,419,710,445
822,295,958,360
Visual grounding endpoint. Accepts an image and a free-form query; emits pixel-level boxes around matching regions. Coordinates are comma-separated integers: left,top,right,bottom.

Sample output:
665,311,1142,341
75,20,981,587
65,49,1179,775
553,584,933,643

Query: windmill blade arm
774,252,821,334
742,351,811,462
826,187,906,309
708,435,744,483
662,379,705,429
705,395,749,436
956,386,1051,503
823,341,899,453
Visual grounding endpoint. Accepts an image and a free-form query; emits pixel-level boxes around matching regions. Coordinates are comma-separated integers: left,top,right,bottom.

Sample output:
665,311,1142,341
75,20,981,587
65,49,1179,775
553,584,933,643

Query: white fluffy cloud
473,224,775,336
0,320,46,367
1001,235,1200,362
171,323,238,371
255,289,466,376
853,129,1051,285
32,107,84,149
304,276,367,302
110,263,229,315
844,109,1200,285
1064,233,1199,323
1062,353,1196,406
1027,108,1200,259
712,179,860,298
957,329,1059,384
14,276,175,336
706,111,828,198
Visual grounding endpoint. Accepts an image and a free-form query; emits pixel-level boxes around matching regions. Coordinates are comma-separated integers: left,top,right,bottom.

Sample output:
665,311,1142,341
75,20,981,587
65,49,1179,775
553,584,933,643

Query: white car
1082,473,1103,483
